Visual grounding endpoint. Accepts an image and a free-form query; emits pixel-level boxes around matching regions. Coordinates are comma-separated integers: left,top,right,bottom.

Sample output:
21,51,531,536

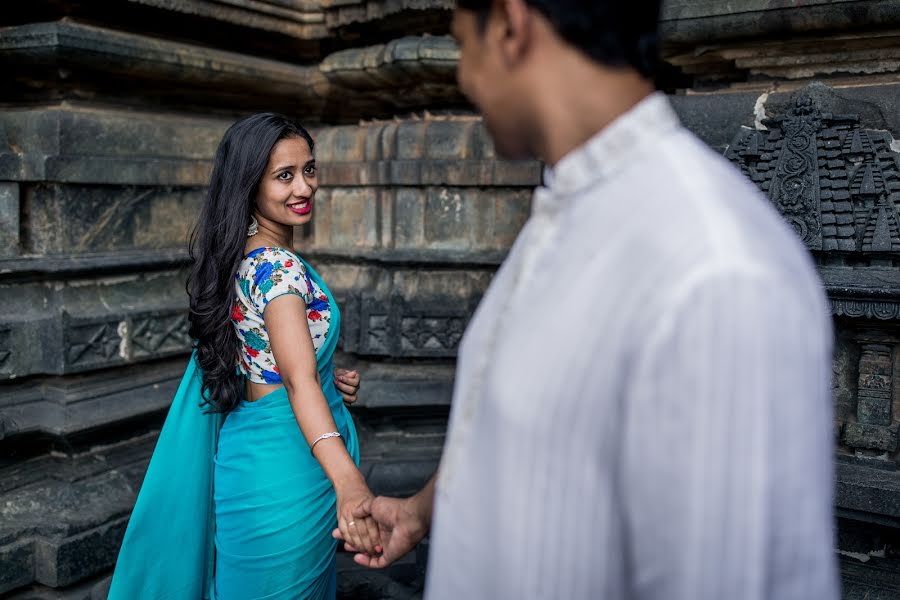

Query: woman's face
254,136,318,227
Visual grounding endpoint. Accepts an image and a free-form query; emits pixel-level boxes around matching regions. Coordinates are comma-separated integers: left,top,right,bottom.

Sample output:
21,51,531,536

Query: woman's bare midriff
245,380,284,402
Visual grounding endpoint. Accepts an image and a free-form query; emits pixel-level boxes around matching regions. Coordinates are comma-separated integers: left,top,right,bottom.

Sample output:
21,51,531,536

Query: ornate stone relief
727,94,900,253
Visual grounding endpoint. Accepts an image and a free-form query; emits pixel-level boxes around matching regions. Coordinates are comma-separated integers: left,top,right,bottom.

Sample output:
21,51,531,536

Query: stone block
34,519,127,588
303,187,531,263
0,539,35,595
23,184,201,255
844,423,900,452
1,358,182,438
837,462,900,519
321,188,379,251
425,120,474,160
396,122,427,160
0,183,19,258
0,106,226,186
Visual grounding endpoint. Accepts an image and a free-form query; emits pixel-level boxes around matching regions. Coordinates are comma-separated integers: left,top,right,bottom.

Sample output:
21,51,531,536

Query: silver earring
247,215,258,237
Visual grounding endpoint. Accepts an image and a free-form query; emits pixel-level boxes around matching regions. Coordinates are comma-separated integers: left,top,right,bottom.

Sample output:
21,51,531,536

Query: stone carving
131,313,191,358
0,327,10,372
726,94,900,253
400,317,465,353
360,307,469,357
843,335,899,454
366,315,390,355
832,299,900,320
65,319,124,369
65,311,191,370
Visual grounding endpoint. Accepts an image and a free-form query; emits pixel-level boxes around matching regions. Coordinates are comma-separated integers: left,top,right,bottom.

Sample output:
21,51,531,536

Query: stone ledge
837,462,900,523
0,249,190,278
321,34,457,90
125,0,328,39
1,358,184,438
323,0,451,30
0,21,327,112
0,23,464,119
660,0,900,46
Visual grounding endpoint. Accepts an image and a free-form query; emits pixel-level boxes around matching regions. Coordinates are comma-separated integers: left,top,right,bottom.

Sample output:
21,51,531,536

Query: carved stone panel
726,93,900,253
842,335,900,455
358,303,471,358
63,310,191,373
0,326,11,376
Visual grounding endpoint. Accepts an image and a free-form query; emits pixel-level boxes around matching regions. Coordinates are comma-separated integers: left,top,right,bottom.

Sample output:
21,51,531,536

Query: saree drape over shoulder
109,258,358,600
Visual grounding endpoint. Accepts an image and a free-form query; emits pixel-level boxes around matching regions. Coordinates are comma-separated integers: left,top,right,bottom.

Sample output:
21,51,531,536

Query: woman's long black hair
188,113,314,413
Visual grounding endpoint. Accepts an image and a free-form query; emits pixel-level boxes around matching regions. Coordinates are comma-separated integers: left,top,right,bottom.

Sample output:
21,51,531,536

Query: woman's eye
278,171,293,181
304,165,317,176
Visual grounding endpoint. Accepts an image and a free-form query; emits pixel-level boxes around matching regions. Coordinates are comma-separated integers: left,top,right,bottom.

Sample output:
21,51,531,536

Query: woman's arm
264,294,381,555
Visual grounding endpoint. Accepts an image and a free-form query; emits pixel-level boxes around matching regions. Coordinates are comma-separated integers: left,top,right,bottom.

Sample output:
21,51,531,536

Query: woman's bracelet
310,431,341,455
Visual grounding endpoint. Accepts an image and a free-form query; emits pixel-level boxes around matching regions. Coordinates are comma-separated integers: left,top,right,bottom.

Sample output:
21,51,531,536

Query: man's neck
531,57,655,167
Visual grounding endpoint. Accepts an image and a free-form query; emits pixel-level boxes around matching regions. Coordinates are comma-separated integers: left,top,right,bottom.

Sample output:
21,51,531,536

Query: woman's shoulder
237,247,313,307
241,247,308,274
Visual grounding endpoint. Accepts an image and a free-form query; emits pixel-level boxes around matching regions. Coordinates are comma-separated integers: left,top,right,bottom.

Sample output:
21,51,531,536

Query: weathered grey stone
124,0,328,39
1,358,183,438
0,106,224,185
0,539,35,594
301,187,531,263
0,183,19,258
320,35,458,90
660,0,900,45
23,184,201,255
0,270,189,378
0,20,324,99
324,0,451,30
837,461,900,520
844,423,899,453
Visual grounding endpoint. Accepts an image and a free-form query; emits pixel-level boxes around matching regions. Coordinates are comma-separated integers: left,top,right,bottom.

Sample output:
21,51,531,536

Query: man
336,1,839,598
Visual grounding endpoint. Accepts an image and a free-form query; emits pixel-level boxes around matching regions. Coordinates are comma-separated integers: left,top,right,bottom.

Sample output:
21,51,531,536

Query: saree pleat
108,257,356,600
213,379,358,600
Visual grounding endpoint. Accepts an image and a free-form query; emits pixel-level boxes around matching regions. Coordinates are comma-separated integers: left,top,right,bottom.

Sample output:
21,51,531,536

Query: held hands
335,480,383,558
334,368,360,406
332,495,429,569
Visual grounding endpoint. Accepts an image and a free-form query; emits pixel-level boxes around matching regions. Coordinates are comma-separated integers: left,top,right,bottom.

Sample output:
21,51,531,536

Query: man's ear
498,0,533,68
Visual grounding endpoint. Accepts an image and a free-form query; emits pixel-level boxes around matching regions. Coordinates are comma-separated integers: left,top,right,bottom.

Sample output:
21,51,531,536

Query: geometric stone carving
400,316,465,353
63,311,191,373
130,313,191,358
64,320,125,369
360,309,470,358
727,94,900,253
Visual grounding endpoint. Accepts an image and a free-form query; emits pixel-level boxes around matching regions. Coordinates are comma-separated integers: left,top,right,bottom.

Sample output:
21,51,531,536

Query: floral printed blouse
231,247,332,384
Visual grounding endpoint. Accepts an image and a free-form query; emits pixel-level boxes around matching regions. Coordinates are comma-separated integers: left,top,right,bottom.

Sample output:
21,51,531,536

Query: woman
109,114,379,599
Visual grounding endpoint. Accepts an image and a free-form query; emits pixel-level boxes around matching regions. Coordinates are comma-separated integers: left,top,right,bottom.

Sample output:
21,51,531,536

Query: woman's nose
293,177,312,196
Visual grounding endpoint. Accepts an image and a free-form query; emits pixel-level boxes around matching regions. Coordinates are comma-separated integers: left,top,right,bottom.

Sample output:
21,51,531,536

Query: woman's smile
287,199,312,215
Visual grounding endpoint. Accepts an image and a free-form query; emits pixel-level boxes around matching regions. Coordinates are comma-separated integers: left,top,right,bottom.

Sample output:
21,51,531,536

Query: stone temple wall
1,1,900,598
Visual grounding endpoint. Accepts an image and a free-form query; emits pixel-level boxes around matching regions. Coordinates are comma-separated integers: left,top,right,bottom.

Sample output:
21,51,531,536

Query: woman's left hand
334,367,361,406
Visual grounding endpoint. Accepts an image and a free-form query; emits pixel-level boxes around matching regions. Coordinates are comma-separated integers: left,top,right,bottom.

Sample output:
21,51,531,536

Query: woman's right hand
335,479,382,557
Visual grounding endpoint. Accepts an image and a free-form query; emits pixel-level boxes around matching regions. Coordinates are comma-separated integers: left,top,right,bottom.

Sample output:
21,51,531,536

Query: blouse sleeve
246,248,313,314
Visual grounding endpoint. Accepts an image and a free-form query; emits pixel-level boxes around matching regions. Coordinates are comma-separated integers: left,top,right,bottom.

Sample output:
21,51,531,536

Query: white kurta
426,93,839,600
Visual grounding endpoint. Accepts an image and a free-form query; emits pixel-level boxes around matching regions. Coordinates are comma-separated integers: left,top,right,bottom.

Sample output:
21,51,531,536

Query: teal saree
109,258,358,600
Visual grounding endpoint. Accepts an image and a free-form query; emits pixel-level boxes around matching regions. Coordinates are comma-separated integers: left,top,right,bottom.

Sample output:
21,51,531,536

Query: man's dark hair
456,0,663,79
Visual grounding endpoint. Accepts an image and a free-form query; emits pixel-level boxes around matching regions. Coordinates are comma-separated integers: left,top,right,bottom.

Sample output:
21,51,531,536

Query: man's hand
333,495,430,568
